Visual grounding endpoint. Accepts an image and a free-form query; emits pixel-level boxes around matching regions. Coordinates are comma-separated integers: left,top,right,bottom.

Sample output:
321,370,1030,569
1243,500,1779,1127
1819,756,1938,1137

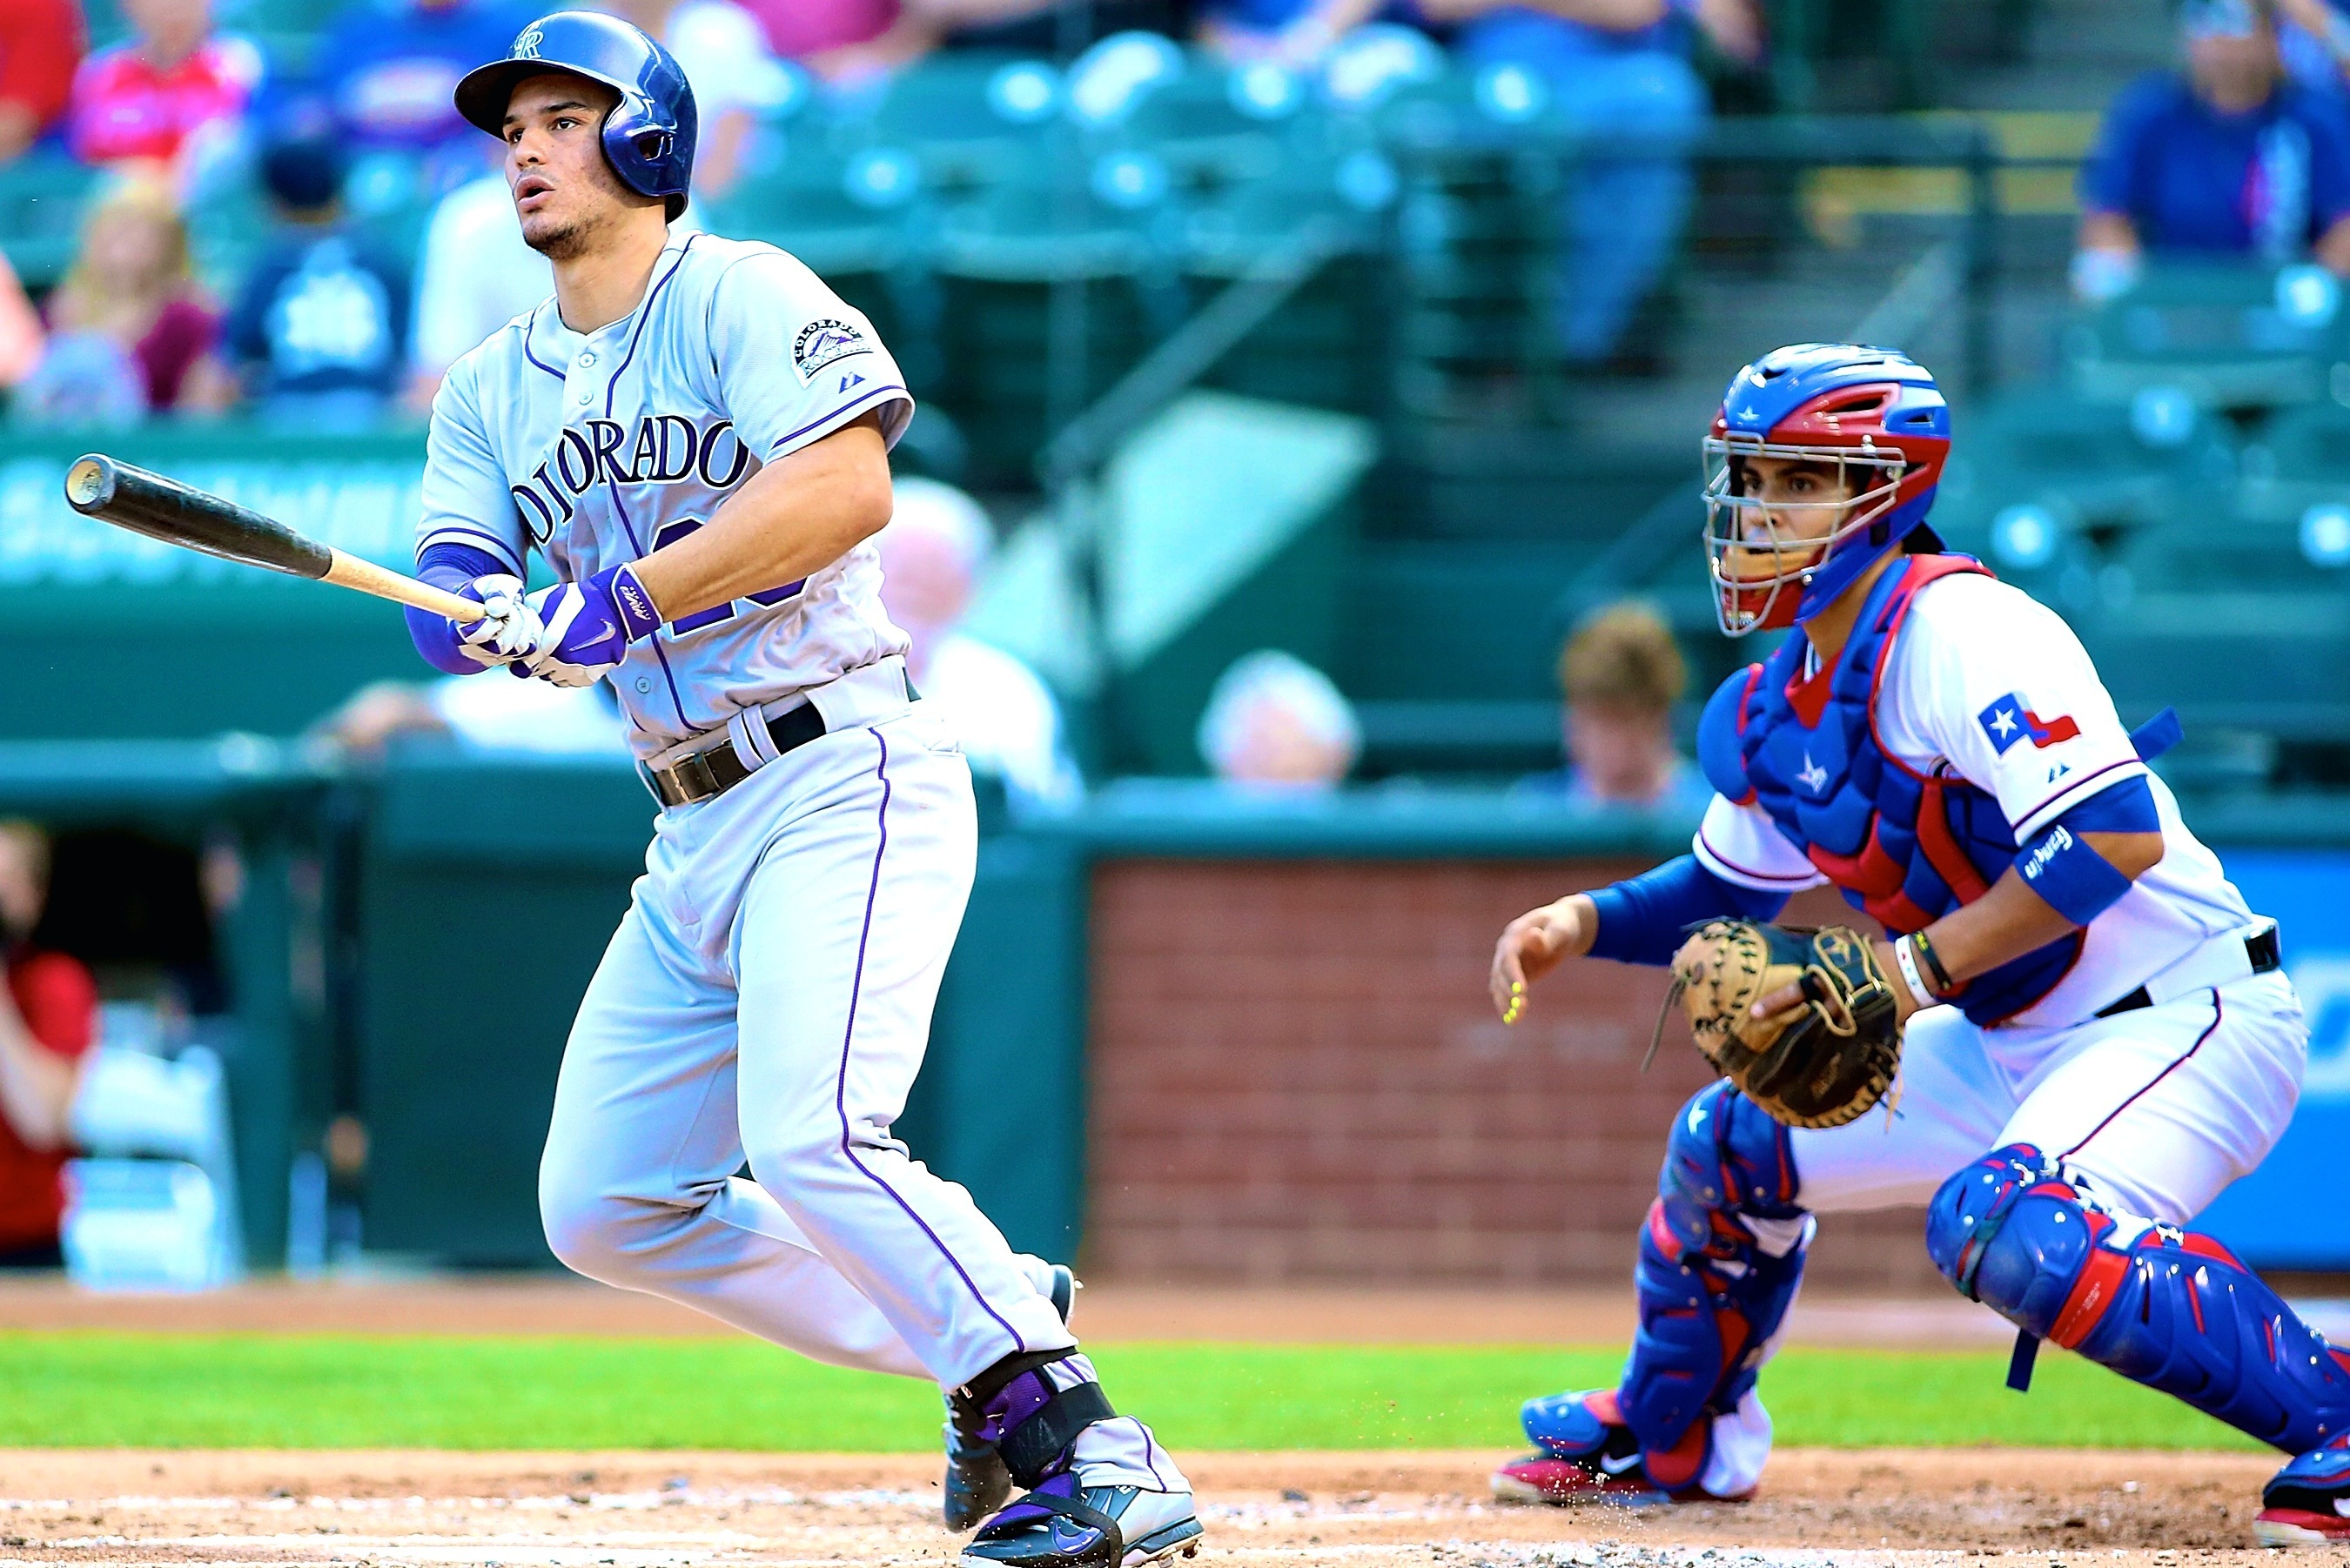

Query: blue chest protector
1696,555,2159,1026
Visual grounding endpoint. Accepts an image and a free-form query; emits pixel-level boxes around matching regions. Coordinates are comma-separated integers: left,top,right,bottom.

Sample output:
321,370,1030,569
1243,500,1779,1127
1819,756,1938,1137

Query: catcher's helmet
456,10,697,220
1701,343,1951,637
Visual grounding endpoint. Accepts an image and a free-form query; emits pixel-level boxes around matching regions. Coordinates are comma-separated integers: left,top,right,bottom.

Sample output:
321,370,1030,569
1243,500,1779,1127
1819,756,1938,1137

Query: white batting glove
453,574,545,668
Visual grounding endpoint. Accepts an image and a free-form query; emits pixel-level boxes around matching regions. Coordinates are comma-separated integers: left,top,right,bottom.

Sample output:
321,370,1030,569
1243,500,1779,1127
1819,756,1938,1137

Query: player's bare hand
1490,899,1586,1025
1746,937,1921,1028
454,573,545,667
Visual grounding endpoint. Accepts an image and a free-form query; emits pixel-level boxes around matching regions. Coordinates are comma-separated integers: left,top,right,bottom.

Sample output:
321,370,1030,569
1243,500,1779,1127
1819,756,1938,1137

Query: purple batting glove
521,563,664,687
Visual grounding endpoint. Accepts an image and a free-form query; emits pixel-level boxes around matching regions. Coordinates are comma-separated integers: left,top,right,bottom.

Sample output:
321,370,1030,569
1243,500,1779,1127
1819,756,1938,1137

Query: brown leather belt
640,700,829,808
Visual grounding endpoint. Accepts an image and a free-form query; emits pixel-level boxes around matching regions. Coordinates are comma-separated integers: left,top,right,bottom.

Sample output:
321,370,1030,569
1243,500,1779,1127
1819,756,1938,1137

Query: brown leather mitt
1661,920,1903,1129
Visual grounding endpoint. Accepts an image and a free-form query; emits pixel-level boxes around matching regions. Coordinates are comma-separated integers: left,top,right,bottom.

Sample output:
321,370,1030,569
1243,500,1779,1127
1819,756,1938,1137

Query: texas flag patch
1977,694,2081,754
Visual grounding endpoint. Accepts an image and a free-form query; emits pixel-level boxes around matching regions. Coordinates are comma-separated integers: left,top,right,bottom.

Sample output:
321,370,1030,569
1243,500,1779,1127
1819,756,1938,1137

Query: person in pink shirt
67,0,260,168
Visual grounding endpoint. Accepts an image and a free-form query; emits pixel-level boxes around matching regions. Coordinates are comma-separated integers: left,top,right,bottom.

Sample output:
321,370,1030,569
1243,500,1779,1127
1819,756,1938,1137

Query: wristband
606,562,664,642
2015,822,2135,927
1891,935,1936,1012
1910,927,1955,994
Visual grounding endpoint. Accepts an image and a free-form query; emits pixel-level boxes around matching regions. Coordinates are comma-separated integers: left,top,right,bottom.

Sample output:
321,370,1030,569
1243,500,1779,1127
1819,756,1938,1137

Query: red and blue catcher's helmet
1702,343,1950,637
456,11,697,221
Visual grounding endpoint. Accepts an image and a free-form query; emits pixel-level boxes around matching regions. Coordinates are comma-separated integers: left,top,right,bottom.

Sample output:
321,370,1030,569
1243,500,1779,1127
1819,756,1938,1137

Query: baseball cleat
960,1478,1202,1568
2256,1432,2350,1545
943,1263,1081,1531
1493,1389,1742,1507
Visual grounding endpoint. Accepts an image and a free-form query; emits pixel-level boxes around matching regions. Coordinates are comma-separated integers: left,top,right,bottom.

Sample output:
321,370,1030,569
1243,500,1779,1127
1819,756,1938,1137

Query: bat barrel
65,452,334,580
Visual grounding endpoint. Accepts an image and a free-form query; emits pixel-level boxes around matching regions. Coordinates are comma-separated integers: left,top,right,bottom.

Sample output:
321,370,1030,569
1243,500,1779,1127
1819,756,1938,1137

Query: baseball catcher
1485,343,2342,1545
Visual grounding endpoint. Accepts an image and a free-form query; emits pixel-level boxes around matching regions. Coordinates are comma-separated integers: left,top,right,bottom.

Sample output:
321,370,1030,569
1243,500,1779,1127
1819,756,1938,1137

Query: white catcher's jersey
419,230,915,759
1693,573,2258,1030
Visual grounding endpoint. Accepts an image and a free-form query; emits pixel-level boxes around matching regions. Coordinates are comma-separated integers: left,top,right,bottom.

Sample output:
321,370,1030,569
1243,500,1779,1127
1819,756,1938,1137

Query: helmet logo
514,25,544,58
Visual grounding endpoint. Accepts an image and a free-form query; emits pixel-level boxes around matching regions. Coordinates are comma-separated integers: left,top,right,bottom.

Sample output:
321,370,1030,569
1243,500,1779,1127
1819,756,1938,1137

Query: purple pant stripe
834,726,1027,1362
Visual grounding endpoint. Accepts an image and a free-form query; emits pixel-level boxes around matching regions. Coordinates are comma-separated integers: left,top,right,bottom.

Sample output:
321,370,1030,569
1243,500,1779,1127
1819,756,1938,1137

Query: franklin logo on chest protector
793,318,870,380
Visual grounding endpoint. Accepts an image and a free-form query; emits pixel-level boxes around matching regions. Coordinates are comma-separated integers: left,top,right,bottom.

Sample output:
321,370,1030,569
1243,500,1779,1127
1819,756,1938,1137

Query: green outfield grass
0,1333,2264,1452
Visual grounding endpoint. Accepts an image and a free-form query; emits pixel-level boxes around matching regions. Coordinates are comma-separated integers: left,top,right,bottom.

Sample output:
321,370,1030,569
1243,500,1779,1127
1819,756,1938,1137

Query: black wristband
1911,928,1955,995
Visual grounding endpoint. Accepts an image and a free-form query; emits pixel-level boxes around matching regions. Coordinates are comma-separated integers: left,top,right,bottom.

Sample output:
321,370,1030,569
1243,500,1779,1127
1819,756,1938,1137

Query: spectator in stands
873,478,1083,806
0,821,96,1271
2076,0,2350,299
313,0,534,162
405,147,550,407
68,0,261,172
310,676,629,755
224,117,408,431
1413,0,1762,366
0,0,84,164
594,0,791,194
1514,600,1709,813
1198,650,1361,789
0,255,45,392
21,174,228,423
2279,0,2350,96
1197,0,1427,66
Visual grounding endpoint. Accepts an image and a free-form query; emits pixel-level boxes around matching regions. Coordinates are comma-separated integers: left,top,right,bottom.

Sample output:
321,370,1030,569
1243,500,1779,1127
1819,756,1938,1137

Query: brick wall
1084,858,1944,1290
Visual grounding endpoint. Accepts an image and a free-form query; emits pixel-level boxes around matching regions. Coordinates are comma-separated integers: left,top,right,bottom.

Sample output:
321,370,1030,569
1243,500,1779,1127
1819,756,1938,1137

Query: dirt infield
0,1450,2308,1567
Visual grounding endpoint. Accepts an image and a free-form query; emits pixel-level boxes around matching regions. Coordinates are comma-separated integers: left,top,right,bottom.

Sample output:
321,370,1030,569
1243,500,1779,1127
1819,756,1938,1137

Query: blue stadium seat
0,153,101,290
2063,260,2350,411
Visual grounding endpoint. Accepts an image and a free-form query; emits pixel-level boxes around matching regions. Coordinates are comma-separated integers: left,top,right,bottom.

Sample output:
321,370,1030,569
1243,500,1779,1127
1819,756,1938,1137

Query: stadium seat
0,153,102,290
2063,260,2349,411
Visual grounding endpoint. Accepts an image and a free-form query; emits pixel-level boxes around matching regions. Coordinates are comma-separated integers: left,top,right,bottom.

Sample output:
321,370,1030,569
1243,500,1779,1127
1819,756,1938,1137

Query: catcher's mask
1702,343,1950,638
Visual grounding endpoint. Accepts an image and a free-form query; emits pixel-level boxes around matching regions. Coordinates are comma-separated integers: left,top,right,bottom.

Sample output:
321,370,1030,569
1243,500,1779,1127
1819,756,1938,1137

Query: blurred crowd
0,0,1780,427
0,0,2345,427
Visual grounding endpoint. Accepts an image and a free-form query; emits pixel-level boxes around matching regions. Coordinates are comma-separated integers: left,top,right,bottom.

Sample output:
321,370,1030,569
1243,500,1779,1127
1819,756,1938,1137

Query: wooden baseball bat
64,454,490,625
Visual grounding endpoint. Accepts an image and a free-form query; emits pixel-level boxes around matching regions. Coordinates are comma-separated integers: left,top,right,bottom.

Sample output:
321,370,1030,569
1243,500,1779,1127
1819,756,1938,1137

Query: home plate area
0,1451,2313,1568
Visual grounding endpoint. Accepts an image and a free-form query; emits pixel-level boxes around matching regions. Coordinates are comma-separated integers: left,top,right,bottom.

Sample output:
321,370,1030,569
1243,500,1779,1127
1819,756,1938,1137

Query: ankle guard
954,1349,1117,1489
1621,1082,1811,1465
1929,1144,2350,1454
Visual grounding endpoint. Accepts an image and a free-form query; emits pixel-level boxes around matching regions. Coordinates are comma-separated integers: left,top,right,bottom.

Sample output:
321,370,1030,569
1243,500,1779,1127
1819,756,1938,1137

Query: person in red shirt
0,0,84,163
0,821,96,1271
68,0,260,169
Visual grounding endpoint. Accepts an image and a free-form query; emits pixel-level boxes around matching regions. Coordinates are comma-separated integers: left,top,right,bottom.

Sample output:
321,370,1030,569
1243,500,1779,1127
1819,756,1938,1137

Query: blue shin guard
1928,1144,2350,1454
1611,1082,1812,1491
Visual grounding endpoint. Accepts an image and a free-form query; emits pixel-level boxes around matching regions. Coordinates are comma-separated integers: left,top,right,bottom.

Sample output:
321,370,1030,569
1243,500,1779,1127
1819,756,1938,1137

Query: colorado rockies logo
792,318,870,382
514,25,544,57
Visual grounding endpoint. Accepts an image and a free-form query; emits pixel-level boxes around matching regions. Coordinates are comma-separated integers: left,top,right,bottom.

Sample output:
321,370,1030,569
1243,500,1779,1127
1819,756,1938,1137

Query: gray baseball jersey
418,230,915,758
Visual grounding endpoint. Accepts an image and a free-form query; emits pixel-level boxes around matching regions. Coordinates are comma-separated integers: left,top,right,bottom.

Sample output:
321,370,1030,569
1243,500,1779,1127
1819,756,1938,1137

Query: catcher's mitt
1657,920,1903,1129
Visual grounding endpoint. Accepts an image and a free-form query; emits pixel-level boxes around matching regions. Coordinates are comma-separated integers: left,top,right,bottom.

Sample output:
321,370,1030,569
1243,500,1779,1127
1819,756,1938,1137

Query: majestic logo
513,24,544,57
793,318,870,381
1796,751,1830,794
1978,694,2080,755
508,416,753,543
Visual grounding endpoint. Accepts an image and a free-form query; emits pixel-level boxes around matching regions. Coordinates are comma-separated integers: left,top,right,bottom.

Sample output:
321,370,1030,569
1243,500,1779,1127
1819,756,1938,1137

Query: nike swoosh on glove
453,574,544,668
522,564,664,688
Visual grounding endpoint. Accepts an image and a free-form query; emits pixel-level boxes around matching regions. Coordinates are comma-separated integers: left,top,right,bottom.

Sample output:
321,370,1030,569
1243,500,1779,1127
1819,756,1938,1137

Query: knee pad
1930,1144,2350,1454
1619,1082,1812,1463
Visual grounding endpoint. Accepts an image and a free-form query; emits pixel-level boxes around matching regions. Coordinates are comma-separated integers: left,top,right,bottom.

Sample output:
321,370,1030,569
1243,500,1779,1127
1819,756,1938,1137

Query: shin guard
1619,1082,1812,1488
1929,1144,2350,1453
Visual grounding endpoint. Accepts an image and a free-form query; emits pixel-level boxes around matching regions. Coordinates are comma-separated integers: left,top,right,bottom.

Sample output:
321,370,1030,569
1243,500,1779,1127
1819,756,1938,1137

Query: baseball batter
401,16,1201,1565
1486,344,2350,1545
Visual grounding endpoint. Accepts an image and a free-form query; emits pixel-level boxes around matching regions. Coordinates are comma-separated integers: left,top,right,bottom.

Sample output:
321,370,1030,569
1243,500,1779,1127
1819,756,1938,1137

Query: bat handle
323,551,495,625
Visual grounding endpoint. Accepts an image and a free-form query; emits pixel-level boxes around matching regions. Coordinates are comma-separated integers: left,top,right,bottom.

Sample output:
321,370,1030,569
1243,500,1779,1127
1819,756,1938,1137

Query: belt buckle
671,748,722,804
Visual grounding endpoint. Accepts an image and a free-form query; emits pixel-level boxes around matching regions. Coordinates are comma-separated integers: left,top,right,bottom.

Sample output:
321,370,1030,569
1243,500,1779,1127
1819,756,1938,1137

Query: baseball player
1485,343,2350,1545
401,16,1202,1565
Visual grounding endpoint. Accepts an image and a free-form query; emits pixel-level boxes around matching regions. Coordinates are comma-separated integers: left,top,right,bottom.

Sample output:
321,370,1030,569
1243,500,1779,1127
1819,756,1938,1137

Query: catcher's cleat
944,1263,1079,1531
1492,1390,1744,1507
960,1476,1202,1568
2257,1432,2350,1545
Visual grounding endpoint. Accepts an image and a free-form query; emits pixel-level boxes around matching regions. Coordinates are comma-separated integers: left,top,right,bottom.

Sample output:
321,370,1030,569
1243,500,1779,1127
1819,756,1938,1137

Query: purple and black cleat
943,1263,1079,1532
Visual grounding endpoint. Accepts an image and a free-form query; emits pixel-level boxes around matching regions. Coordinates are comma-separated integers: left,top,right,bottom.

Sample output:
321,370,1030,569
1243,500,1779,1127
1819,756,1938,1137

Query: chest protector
1697,555,2076,1025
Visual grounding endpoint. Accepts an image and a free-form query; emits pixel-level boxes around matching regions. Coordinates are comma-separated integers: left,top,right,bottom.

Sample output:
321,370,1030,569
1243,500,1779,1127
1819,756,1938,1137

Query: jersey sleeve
704,250,914,465
1902,580,2148,842
1691,794,1826,894
416,354,527,575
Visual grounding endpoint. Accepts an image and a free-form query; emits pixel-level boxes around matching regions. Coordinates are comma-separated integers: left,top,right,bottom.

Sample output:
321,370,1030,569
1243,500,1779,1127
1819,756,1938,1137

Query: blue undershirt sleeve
403,540,509,676
1585,854,1792,967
